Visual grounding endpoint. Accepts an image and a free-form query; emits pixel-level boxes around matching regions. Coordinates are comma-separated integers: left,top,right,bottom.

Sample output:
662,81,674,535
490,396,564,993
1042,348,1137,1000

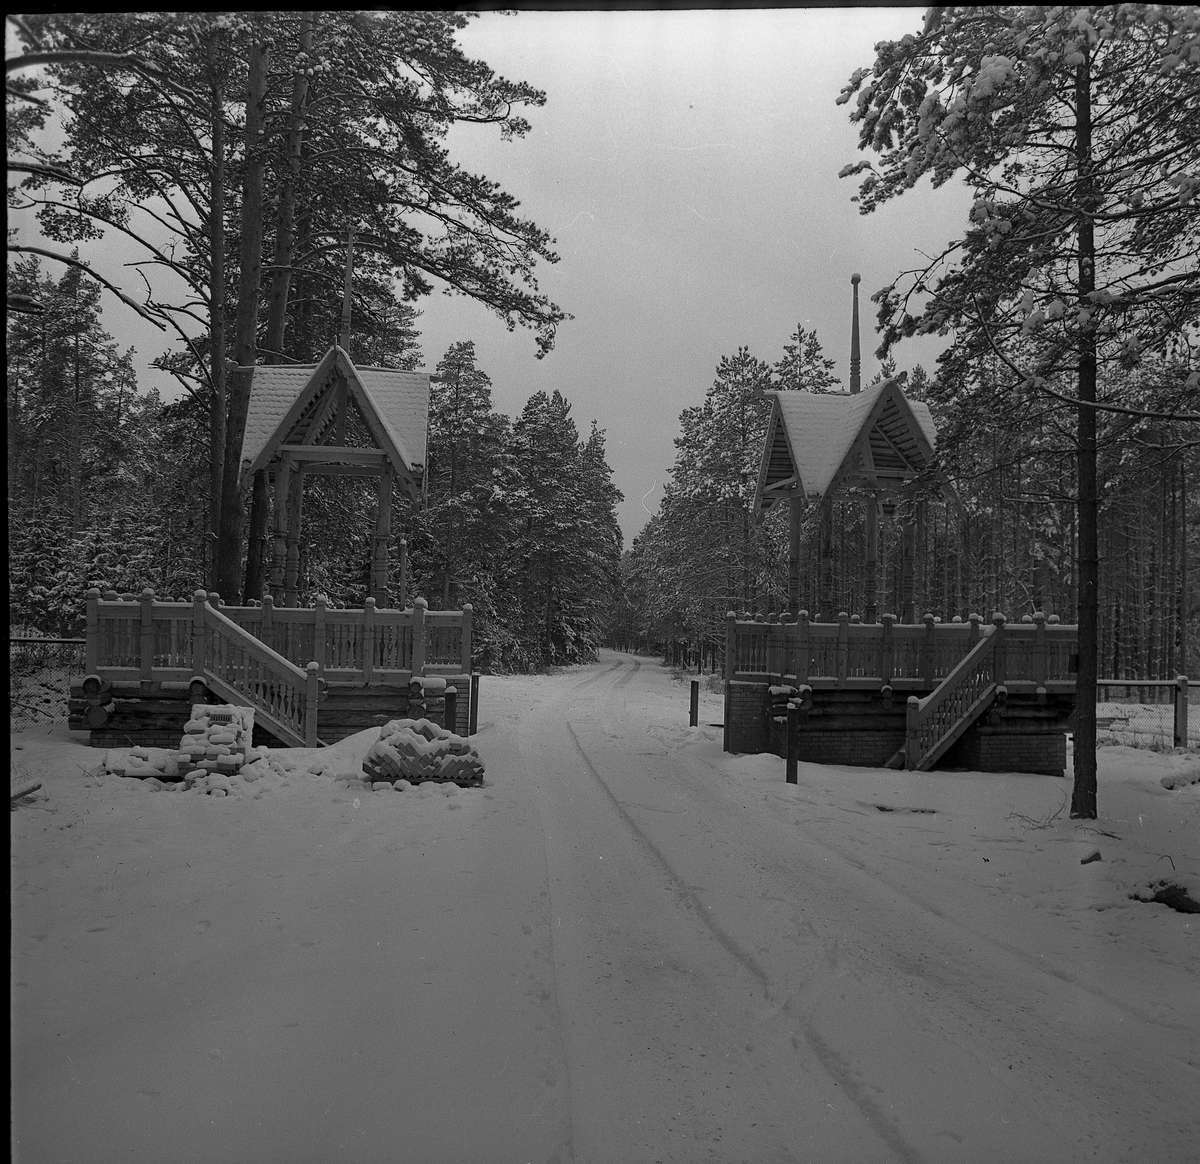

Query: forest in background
6,260,621,670
7,11,621,671
615,325,1197,681
7,8,1198,697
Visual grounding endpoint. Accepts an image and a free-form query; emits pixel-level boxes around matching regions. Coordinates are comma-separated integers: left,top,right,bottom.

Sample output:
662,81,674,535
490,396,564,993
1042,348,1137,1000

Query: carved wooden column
787,486,803,615
270,456,292,604
864,490,879,624
284,463,305,606
817,494,835,621
371,461,394,606
899,504,916,625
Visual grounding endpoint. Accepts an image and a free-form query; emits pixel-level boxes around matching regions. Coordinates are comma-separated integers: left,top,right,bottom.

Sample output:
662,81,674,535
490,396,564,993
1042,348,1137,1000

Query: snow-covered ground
11,651,1199,1163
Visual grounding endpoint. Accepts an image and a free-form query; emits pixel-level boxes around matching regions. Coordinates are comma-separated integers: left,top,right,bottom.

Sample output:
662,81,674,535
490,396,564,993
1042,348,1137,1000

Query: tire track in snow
613,658,642,688
679,747,1197,1049
562,718,923,1164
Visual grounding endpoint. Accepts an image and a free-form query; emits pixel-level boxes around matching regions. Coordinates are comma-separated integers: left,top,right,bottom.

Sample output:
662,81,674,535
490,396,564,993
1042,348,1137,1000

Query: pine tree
839,4,1200,817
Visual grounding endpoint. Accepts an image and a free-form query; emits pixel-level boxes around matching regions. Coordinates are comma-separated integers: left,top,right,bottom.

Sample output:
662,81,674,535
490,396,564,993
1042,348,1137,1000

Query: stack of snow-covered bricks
177,705,256,794
363,717,484,789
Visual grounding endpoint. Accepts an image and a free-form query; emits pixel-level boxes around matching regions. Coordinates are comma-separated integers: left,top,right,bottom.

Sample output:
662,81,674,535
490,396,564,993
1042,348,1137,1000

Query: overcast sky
417,7,968,545
17,8,972,547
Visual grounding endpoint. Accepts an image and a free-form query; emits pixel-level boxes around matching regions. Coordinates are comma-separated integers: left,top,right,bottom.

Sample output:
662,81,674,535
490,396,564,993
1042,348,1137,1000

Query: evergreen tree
773,324,841,393
839,4,1200,816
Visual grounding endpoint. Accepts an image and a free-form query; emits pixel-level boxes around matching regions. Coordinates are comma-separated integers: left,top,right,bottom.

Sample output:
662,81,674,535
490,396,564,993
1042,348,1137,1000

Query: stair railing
192,591,320,746
904,614,1005,770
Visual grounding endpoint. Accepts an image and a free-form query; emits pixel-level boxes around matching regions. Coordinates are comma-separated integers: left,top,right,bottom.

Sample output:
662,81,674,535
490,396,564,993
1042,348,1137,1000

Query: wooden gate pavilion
71,345,476,749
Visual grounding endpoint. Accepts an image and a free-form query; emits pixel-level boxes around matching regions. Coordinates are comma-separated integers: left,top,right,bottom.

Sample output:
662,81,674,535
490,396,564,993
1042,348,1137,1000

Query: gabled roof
755,378,937,514
238,346,429,488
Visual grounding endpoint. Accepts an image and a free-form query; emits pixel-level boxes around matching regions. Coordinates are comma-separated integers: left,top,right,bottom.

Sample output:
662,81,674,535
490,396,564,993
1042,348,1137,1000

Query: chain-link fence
10,636,85,733
1096,679,1198,751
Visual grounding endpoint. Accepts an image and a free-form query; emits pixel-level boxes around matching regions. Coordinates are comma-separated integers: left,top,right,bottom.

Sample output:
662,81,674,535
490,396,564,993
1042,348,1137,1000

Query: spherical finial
851,272,861,285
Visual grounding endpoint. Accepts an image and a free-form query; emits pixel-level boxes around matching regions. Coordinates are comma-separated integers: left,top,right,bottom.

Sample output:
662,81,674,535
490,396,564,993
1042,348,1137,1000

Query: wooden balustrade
725,608,1076,690
905,620,1003,770
82,588,474,694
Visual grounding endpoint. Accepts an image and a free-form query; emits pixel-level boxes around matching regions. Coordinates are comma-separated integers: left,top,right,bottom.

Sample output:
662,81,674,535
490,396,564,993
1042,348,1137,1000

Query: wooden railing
84,588,473,688
199,602,319,747
904,620,1002,770
725,609,1076,690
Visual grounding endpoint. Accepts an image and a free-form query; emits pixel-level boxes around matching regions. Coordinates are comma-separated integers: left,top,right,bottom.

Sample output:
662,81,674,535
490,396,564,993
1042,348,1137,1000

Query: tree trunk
207,31,227,590
215,36,271,600
244,14,316,602
1071,55,1099,820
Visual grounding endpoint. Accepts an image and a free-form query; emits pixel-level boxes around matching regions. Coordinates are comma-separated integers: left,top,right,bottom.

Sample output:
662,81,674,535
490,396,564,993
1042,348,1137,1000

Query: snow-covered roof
238,346,429,489
756,378,937,513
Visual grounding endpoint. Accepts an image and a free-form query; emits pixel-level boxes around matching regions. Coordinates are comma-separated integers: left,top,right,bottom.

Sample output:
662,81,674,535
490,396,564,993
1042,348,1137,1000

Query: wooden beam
278,444,387,464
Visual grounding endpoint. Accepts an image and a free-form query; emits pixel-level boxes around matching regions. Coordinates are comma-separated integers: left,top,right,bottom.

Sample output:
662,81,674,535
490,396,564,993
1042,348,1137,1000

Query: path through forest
11,652,1199,1163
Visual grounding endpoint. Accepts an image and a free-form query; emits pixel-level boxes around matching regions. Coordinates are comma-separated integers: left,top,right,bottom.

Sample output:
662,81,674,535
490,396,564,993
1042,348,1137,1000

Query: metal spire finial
849,272,862,395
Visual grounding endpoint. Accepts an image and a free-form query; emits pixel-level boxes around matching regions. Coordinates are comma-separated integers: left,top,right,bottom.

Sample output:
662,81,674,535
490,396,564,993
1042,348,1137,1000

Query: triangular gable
239,348,339,478
237,347,430,489
755,378,937,514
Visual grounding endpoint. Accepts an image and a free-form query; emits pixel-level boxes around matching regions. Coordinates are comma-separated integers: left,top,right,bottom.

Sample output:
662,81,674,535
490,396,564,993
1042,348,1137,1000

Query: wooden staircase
892,624,1003,771
197,602,323,747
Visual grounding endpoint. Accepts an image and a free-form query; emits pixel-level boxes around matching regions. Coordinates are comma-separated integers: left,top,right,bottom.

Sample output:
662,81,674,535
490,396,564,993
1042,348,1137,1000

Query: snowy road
12,651,1199,1163
507,655,1197,1163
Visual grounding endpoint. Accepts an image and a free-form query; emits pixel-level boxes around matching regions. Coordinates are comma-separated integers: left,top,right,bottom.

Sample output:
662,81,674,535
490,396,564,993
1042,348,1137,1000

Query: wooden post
362,597,376,685
864,492,879,624
905,696,921,769
818,495,835,621
444,686,458,735
992,612,1007,685
271,457,291,603
260,593,275,655
139,587,156,685
412,596,427,676
837,611,849,683
284,464,304,605
795,610,810,684
469,672,480,736
85,588,101,674
785,700,799,784
304,661,320,746
690,678,700,727
1032,610,1048,686
460,603,473,675
767,611,782,676
724,610,738,681
192,589,208,676
900,512,916,624
968,612,982,646
1175,675,1189,748
313,595,327,673
920,612,937,685
372,460,394,605
788,488,803,614
398,538,408,609
880,613,895,684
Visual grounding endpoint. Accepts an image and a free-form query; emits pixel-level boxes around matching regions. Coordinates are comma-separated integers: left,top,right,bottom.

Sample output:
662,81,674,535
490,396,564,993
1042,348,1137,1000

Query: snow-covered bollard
363,717,484,787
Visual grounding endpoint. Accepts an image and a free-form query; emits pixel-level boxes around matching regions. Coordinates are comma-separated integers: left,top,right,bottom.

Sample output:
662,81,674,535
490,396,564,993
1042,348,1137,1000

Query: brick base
944,726,1066,777
727,683,1071,776
725,681,769,753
